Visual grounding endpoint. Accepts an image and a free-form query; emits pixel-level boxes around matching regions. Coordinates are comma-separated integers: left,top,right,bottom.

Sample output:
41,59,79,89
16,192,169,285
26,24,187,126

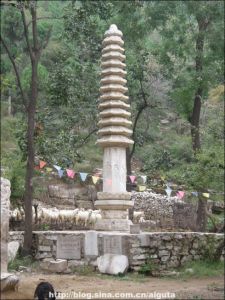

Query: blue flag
58,169,64,178
80,172,88,182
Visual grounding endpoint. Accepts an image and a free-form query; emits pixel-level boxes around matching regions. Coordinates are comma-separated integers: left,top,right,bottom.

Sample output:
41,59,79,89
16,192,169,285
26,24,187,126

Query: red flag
39,160,47,169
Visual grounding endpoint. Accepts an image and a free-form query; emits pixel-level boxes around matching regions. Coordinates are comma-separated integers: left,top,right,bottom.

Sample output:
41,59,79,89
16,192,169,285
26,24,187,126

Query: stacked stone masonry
9,231,224,272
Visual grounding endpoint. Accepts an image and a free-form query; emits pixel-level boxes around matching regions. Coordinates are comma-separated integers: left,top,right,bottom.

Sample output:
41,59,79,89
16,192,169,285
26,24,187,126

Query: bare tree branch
76,128,98,148
0,35,28,110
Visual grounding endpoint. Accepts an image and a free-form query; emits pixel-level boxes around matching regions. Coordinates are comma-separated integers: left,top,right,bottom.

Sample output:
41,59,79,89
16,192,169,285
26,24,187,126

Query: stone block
84,231,98,257
38,245,51,252
158,250,170,257
103,235,122,254
8,241,20,262
57,235,81,259
161,255,170,262
138,234,150,247
97,254,129,275
68,260,87,269
130,225,140,234
48,259,67,273
132,254,147,260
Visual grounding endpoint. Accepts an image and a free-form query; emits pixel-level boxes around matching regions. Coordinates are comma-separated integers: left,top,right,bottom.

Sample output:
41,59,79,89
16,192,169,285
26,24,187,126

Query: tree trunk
191,93,202,152
196,195,207,232
190,18,209,153
23,59,38,255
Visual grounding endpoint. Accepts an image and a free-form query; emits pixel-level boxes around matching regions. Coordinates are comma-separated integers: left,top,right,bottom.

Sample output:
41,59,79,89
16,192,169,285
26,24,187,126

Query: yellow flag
92,176,99,185
160,176,165,181
202,193,210,198
46,167,53,172
138,185,146,192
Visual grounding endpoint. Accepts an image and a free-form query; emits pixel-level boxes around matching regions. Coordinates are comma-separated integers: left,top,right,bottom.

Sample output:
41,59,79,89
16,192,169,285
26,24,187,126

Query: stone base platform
9,231,224,273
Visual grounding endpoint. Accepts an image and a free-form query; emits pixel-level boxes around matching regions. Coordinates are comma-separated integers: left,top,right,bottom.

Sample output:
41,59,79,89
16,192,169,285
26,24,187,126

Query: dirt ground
1,273,224,300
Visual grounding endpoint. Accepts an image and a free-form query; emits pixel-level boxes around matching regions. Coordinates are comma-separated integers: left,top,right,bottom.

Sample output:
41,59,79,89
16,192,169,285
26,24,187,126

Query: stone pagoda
95,24,134,231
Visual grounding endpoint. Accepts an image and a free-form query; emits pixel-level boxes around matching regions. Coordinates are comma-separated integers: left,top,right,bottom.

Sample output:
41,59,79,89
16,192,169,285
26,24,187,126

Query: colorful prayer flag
58,169,64,178
202,193,210,198
138,185,146,192
39,160,47,169
46,167,53,172
129,175,136,183
92,176,99,185
165,186,172,197
53,165,61,171
66,169,75,179
177,191,185,199
80,172,88,182
191,191,198,197
141,175,147,184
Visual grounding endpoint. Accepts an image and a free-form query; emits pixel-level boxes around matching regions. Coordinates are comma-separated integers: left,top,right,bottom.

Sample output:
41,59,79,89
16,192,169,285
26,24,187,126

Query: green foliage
139,257,158,276
21,64,49,91
178,259,224,278
1,115,26,201
8,254,37,271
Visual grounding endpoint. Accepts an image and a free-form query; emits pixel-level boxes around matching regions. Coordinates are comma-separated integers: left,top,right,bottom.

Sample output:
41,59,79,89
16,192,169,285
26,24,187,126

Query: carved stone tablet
103,235,122,254
56,235,81,259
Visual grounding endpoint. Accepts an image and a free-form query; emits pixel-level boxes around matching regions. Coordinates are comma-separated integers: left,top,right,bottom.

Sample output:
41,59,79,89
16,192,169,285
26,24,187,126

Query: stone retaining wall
132,191,198,230
9,231,224,272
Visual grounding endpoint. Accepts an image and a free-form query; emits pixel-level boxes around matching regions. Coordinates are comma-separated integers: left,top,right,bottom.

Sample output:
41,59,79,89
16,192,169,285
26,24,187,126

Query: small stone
158,250,170,257
132,254,147,260
97,254,129,275
185,268,194,274
161,256,170,262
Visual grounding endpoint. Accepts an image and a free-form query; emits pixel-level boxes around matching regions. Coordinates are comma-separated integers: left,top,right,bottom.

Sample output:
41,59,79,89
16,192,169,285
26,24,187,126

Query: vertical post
95,25,134,231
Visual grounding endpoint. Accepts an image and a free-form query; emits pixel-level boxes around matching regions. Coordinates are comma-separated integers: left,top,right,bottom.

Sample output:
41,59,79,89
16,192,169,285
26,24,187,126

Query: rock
68,260,87,269
156,270,180,277
40,259,67,273
18,266,31,272
158,250,170,257
97,254,129,275
8,241,20,262
185,268,194,274
1,273,19,292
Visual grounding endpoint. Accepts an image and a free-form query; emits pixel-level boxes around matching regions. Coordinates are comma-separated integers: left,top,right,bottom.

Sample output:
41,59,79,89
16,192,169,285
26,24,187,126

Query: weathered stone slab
56,235,81,259
1,178,10,273
8,241,20,262
103,235,122,254
41,259,67,273
97,254,129,275
84,231,98,257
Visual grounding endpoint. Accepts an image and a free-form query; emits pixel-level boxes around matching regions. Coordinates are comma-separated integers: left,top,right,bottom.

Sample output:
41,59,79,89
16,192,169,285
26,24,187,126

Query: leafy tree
144,1,224,153
1,0,54,255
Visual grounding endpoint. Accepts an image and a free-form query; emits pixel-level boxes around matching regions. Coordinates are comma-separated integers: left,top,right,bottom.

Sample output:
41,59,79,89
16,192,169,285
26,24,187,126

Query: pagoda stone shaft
95,24,134,231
